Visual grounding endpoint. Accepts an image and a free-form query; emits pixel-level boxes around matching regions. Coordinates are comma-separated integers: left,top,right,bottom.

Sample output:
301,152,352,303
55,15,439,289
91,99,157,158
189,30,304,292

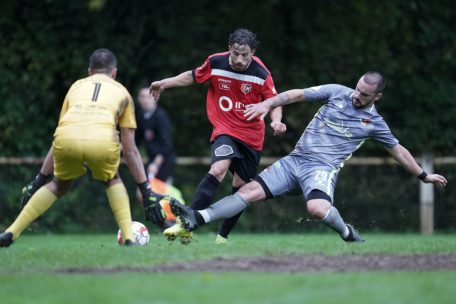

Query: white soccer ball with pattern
117,221,150,246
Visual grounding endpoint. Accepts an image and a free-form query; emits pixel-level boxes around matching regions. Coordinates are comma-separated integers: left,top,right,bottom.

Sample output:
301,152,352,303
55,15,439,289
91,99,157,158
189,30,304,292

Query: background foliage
0,0,455,232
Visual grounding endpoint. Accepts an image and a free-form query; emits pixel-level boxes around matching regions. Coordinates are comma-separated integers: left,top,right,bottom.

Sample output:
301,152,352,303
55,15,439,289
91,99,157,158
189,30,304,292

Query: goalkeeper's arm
120,127,166,228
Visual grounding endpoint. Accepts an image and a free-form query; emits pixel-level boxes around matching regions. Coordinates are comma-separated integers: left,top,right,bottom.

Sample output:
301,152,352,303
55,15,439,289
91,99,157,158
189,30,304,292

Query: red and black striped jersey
192,51,277,151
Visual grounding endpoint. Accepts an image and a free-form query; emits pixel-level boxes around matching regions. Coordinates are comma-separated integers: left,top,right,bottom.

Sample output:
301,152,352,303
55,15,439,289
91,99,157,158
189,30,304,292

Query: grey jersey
290,84,398,169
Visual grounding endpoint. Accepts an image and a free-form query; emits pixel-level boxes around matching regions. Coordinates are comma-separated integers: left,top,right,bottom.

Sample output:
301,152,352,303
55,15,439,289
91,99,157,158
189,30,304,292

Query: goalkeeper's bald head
89,48,117,76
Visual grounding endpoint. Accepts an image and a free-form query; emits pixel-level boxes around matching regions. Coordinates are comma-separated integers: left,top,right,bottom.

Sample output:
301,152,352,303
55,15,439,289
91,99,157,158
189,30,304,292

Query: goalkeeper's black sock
190,173,220,210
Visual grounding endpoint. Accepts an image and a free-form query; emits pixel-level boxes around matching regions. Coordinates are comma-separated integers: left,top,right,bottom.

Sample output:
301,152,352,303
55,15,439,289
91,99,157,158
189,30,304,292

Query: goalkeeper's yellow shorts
53,137,120,182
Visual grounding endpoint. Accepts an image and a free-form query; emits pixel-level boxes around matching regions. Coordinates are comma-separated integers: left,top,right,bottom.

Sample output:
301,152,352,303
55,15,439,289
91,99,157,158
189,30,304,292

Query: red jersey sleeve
261,74,278,100
193,56,212,84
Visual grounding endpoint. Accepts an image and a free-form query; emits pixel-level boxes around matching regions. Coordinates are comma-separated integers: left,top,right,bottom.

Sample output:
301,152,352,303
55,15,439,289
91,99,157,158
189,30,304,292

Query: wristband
137,181,152,197
417,171,428,181
34,173,52,187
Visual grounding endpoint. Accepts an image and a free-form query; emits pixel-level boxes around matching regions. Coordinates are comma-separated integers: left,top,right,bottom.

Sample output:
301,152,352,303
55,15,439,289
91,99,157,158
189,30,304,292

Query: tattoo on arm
270,93,288,107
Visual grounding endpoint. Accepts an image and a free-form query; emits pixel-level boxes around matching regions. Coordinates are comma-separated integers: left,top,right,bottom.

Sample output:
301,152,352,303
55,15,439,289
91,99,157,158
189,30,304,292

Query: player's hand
21,182,36,207
244,101,272,121
424,174,448,188
143,192,167,228
21,173,52,207
270,121,287,135
149,81,165,100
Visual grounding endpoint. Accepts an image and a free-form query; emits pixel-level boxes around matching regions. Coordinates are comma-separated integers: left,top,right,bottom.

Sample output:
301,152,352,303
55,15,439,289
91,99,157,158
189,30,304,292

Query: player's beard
352,96,374,109
352,97,362,107
229,58,251,72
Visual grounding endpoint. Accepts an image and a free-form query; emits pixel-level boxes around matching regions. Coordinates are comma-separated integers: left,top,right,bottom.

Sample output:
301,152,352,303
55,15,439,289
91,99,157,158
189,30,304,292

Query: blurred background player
169,72,448,242
0,48,165,248
135,86,176,184
149,28,286,244
134,86,185,230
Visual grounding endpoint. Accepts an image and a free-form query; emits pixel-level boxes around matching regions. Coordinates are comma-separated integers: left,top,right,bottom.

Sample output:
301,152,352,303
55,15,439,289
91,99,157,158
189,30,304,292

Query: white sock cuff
322,207,332,221
199,210,211,223
342,225,350,238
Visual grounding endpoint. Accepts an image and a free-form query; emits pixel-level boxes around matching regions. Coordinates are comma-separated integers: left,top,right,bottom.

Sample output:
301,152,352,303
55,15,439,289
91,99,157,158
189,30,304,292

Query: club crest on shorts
215,144,234,157
240,83,252,94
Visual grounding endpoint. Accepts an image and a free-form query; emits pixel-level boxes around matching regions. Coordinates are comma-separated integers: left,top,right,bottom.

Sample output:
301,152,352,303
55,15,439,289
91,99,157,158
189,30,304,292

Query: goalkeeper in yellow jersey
0,49,166,248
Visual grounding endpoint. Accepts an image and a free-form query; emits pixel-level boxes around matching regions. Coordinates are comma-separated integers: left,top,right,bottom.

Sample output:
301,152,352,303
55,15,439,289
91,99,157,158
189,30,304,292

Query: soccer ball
117,221,150,246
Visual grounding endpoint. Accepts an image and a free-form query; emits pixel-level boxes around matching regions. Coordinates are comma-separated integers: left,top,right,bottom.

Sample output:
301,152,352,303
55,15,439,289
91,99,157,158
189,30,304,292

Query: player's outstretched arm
385,144,448,188
269,106,287,135
149,70,194,100
244,89,305,121
120,128,148,183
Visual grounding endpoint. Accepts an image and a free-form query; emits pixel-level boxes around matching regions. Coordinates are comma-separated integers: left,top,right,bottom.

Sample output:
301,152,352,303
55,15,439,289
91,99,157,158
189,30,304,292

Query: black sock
194,211,205,226
190,173,220,210
218,186,242,238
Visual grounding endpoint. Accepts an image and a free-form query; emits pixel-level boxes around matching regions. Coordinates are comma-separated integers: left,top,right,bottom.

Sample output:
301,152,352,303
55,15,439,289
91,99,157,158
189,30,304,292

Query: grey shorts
258,155,340,202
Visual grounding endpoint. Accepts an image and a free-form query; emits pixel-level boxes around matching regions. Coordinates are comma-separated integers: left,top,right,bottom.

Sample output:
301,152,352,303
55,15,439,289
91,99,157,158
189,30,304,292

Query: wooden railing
1,155,454,235
1,156,455,166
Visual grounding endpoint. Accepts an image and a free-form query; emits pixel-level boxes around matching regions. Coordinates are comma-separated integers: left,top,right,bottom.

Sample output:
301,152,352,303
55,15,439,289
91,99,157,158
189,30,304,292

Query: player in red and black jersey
150,28,286,244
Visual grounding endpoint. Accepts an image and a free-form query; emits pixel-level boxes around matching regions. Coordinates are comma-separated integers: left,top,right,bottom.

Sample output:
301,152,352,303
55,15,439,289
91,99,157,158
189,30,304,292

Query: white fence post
419,152,434,235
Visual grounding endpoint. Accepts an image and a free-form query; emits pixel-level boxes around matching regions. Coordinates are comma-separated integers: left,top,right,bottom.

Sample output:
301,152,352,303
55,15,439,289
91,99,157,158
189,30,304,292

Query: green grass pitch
1,233,456,304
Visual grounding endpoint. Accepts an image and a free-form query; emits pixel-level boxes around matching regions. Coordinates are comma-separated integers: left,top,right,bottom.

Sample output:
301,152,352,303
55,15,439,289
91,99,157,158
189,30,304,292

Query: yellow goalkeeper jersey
54,73,136,142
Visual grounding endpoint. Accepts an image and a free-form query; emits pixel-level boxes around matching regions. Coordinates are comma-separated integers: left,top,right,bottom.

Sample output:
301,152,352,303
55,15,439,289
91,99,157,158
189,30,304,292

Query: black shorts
210,135,261,183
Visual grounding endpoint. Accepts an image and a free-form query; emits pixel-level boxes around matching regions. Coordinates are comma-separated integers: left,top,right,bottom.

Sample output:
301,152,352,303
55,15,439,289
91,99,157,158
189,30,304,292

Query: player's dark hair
89,48,117,73
228,28,258,50
363,71,386,92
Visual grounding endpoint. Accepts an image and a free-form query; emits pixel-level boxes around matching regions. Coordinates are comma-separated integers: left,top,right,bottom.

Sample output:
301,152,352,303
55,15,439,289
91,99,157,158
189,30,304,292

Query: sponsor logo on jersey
322,117,353,138
218,78,231,90
219,83,230,90
241,83,252,94
219,96,246,112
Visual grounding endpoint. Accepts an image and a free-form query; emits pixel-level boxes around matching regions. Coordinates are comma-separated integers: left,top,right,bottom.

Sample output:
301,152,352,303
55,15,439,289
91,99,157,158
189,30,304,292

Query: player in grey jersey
169,71,448,242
